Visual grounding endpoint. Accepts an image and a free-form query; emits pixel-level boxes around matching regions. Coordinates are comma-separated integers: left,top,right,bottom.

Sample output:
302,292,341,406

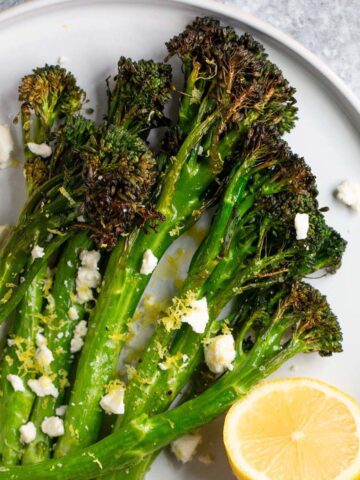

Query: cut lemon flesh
224,378,360,480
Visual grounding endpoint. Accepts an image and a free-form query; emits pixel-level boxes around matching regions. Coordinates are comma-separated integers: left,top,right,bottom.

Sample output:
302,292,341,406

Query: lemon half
224,378,360,480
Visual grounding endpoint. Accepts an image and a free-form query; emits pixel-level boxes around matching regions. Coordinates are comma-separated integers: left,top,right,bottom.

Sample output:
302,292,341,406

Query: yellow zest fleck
161,290,197,332
5,355,13,367
14,338,36,375
109,332,129,342
105,379,126,395
69,424,79,440
59,369,70,390
59,186,76,206
222,323,232,335
47,228,66,237
155,341,168,359
87,452,103,470
169,225,184,237
126,365,152,385
0,288,13,304
42,271,53,297
159,352,184,370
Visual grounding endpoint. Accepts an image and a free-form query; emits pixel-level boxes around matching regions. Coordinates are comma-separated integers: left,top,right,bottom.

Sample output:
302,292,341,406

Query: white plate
0,1,359,478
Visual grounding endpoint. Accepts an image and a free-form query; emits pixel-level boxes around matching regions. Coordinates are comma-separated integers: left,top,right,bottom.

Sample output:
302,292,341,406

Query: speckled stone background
1,0,359,98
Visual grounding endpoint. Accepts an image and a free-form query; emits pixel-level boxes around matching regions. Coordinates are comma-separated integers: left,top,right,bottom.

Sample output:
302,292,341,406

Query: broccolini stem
0,265,46,465
0,232,71,326
0,345,298,480
22,232,93,465
156,110,218,216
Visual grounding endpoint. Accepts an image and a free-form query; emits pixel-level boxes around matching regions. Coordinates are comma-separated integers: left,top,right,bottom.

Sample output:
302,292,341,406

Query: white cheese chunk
0,124,14,169
57,55,69,66
55,405,68,416
68,306,79,320
28,376,59,398
31,244,45,259
35,344,54,369
35,332,47,347
70,336,84,353
171,434,202,463
7,374,25,392
181,297,209,334
100,386,125,415
27,142,52,158
204,334,236,374
76,250,101,304
294,213,309,240
41,416,64,437
336,180,360,212
70,320,88,353
19,421,36,444
80,250,100,270
140,249,158,275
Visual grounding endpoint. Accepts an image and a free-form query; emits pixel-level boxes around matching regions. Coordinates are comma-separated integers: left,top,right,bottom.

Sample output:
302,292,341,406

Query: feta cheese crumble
204,334,236,374
75,250,101,304
294,213,309,240
31,244,45,259
100,385,125,415
57,55,69,66
171,434,202,463
19,422,36,444
55,405,68,416
41,416,64,437
36,332,47,347
27,142,52,158
7,374,25,392
35,344,54,370
68,306,79,320
28,376,59,398
0,124,14,169
181,297,209,333
140,249,158,275
70,320,88,353
336,180,360,212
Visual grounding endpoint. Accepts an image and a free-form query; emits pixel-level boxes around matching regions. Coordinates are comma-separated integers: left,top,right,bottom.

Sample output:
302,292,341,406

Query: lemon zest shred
0,288,13,304
59,186,76,206
160,290,197,332
105,379,126,395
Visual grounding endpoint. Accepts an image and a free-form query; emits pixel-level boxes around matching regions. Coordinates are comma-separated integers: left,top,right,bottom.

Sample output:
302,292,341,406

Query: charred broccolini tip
82,125,163,248
243,282,343,358
165,16,297,170
107,57,173,135
19,64,86,131
50,114,96,176
18,64,86,191
287,282,343,356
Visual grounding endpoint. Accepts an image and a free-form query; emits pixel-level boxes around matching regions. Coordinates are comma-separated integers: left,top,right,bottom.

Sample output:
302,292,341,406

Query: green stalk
22,231,93,465
0,232,71,326
0,190,80,311
0,265,46,465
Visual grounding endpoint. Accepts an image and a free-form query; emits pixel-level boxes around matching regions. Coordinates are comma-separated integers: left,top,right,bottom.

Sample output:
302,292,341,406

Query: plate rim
0,0,359,128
